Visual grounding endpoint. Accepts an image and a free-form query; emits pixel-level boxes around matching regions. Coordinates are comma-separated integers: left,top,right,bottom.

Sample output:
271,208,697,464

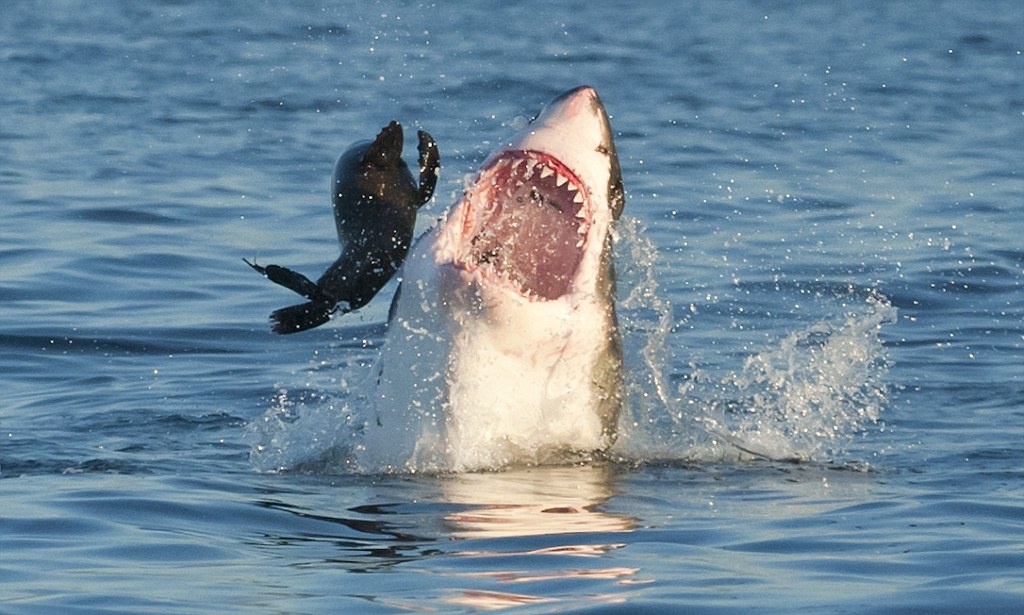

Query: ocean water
2,1,1022,612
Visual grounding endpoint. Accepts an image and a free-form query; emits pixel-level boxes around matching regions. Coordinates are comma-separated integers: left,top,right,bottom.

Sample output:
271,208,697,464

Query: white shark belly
361,228,618,472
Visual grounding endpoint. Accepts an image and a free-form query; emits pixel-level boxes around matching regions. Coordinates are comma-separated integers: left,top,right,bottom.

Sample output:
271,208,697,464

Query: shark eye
596,145,610,155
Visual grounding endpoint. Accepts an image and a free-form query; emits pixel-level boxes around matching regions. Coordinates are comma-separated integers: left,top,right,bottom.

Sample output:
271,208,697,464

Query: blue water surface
2,1,1023,613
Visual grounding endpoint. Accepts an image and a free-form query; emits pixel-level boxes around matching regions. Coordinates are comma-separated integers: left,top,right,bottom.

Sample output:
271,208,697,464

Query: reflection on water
254,465,641,610
441,464,634,539
443,589,556,611
437,465,640,610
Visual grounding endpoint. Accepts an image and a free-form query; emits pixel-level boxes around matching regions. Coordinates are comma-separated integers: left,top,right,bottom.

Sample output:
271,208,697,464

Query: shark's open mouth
450,150,591,300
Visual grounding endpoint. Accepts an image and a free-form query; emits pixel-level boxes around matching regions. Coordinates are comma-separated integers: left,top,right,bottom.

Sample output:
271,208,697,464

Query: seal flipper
244,259,323,301
416,130,440,204
269,300,339,334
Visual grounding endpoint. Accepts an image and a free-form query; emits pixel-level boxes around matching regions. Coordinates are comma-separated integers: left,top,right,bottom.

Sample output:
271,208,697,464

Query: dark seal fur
246,121,439,333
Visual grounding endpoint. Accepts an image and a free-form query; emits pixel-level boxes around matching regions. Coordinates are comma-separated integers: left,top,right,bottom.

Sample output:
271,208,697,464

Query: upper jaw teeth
479,151,591,223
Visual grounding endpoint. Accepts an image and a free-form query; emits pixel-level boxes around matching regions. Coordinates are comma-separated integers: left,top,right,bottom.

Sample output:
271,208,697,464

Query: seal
246,121,439,333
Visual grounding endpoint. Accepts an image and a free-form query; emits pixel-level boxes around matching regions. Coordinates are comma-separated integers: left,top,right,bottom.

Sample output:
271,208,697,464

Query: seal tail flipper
416,129,440,205
269,301,337,334
244,258,321,300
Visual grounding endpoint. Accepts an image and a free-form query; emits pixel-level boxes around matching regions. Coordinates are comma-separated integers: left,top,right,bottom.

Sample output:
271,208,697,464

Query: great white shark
360,86,626,472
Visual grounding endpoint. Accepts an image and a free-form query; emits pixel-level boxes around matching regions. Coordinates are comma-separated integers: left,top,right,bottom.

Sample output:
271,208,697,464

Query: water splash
712,291,896,461
248,216,897,473
612,216,897,464
247,378,365,474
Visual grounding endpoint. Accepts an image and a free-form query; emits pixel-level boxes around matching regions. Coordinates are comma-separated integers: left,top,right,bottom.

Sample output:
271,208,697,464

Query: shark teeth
484,152,591,219
453,149,594,301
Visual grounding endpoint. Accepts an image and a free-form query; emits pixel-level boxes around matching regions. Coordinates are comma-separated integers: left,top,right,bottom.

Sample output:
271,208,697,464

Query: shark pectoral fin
416,129,440,205
269,300,337,335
